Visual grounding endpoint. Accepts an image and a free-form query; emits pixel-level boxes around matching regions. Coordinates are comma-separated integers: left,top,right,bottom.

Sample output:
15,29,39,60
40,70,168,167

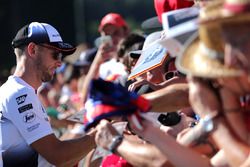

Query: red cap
154,0,194,23
98,13,128,32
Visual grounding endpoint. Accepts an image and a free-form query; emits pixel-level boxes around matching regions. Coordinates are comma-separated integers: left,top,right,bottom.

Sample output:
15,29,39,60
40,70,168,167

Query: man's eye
52,52,62,60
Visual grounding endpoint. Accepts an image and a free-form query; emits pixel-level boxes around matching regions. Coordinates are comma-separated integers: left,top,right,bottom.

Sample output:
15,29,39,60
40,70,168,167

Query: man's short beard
35,52,54,82
41,71,54,82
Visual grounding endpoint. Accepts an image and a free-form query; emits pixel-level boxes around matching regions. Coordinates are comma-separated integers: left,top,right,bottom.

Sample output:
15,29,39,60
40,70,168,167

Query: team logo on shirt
23,112,36,123
27,123,40,132
41,106,46,113
16,94,27,105
18,103,33,113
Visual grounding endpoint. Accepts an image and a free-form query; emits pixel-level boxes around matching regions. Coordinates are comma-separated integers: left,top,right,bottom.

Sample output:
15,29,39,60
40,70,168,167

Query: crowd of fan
2,0,250,166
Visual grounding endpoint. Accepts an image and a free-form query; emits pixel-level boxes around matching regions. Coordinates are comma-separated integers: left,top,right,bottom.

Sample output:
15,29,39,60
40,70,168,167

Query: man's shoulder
0,77,35,103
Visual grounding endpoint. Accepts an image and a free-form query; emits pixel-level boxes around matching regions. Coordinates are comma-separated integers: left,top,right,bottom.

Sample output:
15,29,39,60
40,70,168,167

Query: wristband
108,135,123,153
200,112,221,134
182,112,222,146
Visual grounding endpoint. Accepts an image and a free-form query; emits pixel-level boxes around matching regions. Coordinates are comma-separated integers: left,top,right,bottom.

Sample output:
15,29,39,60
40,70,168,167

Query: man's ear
27,42,36,58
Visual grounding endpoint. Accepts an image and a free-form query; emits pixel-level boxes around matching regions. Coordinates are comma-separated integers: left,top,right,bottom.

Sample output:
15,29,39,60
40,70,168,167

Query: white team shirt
0,76,54,167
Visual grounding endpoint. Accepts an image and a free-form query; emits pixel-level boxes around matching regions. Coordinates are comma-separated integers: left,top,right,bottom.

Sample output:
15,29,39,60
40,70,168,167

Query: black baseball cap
12,22,76,57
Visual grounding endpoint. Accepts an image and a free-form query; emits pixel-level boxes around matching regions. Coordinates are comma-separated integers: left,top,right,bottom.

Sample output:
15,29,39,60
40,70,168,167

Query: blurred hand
96,42,116,63
128,79,149,92
176,128,191,144
128,115,161,142
95,120,120,150
188,76,221,118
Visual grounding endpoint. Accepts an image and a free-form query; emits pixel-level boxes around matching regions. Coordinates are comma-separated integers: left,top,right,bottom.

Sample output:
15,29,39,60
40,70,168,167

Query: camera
94,35,113,48
157,112,181,126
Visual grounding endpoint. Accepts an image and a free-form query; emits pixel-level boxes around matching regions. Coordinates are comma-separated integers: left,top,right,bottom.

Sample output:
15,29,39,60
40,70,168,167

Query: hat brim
141,16,162,31
176,33,242,78
47,42,76,57
128,44,168,80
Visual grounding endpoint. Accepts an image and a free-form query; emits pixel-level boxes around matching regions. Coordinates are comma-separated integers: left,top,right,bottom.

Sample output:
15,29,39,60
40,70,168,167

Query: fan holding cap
83,78,151,132
0,22,97,166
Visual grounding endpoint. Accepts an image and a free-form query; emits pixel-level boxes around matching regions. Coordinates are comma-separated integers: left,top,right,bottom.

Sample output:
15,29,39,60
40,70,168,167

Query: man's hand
95,120,120,150
128,116,162,142
128,79,149,92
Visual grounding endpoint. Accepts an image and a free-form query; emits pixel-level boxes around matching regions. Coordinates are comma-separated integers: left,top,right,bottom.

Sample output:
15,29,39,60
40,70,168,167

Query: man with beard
0,22,96,167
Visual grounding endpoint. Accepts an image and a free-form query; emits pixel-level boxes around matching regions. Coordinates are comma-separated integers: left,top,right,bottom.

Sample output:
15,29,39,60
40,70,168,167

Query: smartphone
94,35,113,48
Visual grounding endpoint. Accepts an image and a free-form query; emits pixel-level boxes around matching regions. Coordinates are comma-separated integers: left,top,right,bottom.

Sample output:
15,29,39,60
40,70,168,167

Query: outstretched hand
95,120,120,150
128,79,149,92
127,114,161,142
